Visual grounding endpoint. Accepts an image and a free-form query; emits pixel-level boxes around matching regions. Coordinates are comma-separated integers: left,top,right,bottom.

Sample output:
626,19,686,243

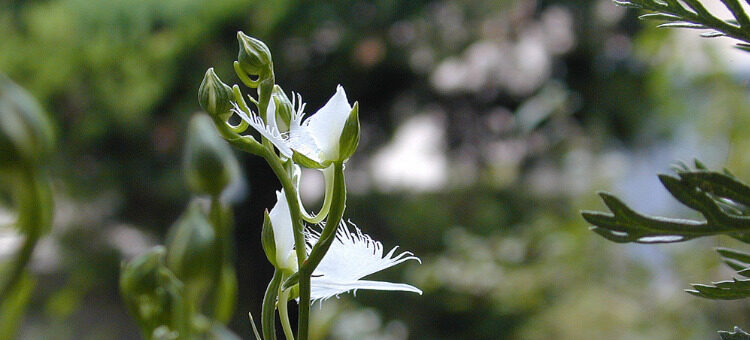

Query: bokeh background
3,0,750,339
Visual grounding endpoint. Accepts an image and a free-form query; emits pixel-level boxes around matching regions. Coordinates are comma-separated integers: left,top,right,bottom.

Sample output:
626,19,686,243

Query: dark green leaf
583,164,750,244
686,278,750,300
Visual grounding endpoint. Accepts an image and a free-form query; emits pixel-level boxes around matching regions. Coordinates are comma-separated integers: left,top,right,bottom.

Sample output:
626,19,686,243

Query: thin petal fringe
304,220,422,303
232,103,292,157
310,279,422,302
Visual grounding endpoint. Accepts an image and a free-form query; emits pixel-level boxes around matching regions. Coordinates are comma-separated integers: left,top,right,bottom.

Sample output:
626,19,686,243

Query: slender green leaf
687,278,750,300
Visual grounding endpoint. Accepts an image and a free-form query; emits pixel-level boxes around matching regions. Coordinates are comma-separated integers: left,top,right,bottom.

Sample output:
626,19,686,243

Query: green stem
278,287,295,340
209,114,264,157
234,61,260,88
208,196,233,322
297,162,347,340
300,162,346,276
0,167,52,302
259,151,317,340
262,270,282,340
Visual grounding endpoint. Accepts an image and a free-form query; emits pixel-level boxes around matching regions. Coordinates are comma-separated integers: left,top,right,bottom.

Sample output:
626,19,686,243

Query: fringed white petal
306,220,421,302
311,279,422,302
286,91,329,164
232,101,292,158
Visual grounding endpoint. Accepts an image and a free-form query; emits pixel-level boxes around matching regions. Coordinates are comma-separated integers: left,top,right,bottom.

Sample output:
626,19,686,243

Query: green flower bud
198,68,234,121
120,247,185,338
236,31,273,78
0,74,55,167
120,246,168,297
184,113,240,196
271,85,293,132
165,201,219,285
337,102,360,161
261,209,276,267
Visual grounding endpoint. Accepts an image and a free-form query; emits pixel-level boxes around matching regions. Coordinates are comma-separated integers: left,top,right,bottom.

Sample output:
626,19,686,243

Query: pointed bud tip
337,101,361,161
198,68,234,119
236,33,273,77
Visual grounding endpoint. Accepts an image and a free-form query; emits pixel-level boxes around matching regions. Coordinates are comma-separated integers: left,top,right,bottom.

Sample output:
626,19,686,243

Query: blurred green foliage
2,0,750,339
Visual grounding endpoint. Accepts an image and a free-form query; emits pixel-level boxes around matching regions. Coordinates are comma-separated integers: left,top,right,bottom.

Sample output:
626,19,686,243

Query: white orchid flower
266,191,421,301
234,85,359,166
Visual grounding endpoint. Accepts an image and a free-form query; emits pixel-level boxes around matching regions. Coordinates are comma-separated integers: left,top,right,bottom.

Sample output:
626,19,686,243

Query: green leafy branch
616,0,750,51
686,247,750,300
582,160,750,244
582,160,750,337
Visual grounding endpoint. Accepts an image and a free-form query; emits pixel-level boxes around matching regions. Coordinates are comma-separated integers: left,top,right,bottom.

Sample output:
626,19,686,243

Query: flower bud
0,74,55,167
165,201,219,285
184,113,240,196
236,32,273,78
337,102,359,161
198,68,234,121
120,246,167,297
271,85,293,132
120,247,185,337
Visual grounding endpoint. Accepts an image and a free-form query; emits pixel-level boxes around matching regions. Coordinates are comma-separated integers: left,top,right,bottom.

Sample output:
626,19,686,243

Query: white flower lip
307,220,422,302
267,193,421,302
234,85,353,164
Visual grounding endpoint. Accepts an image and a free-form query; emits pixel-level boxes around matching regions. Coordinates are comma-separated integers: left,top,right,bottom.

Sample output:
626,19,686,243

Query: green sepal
198,68,234,121
236,31,273,79
293,150,330,169
337,101,360,162
261,209,277,267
